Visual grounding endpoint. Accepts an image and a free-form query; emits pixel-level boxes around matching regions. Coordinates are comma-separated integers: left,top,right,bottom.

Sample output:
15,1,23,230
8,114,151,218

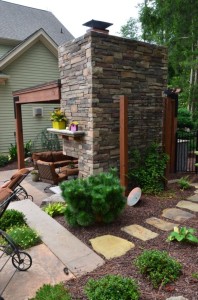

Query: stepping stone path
162,207,195,222
89,235,135,259
176,200,198,212
145,217,178,231
121,224,158,241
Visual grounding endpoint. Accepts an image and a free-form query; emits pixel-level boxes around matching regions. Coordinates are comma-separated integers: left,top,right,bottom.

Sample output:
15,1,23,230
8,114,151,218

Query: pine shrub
60,170,126,227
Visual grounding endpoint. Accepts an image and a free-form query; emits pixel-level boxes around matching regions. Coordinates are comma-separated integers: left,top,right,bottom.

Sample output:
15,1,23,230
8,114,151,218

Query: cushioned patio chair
0,168,33,201
0,188,15,218
36,160,68,192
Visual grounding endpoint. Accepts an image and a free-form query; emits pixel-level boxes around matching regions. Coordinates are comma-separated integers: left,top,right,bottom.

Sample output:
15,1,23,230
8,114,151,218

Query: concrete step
9,199,105,277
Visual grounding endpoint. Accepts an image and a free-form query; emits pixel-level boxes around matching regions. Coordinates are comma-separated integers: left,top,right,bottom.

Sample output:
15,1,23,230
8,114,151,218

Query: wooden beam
120,95,128,196
15,102,25,169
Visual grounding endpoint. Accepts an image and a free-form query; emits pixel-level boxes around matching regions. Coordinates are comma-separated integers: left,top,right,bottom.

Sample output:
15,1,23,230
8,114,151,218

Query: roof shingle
0,0,74,45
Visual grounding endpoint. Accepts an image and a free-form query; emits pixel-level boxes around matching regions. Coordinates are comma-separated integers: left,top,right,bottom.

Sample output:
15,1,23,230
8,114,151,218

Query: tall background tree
120,0,198,121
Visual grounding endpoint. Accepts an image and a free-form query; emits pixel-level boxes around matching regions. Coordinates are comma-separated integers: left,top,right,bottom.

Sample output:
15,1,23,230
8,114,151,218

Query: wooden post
163,96,178,177
120,95,128,196
15,102,25,169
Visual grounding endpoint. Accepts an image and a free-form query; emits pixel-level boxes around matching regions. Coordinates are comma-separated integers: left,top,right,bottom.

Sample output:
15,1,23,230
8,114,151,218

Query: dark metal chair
0,188,32,275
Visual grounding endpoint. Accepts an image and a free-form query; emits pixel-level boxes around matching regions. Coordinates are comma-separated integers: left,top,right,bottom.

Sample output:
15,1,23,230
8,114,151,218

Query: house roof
0,28,59,70
0,0,74,45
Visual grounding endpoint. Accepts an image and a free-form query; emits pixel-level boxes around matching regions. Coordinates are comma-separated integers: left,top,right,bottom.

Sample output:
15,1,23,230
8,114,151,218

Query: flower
50,109,67,122
70,121,79,126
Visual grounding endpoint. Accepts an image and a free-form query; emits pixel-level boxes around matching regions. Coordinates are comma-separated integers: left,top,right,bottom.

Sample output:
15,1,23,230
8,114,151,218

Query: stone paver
187,194,198,202
145,217,178,231
1,244,74,300
121,224,158,241
176,200,198,212
89,235,135,259
162,208,195,222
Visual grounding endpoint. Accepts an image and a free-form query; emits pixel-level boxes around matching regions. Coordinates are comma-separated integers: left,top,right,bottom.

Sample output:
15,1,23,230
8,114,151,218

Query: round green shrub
84,274,140,300
0,153,9,167
0,209,26,231
60,170,126,227
29,283,72,300
135,249,182,288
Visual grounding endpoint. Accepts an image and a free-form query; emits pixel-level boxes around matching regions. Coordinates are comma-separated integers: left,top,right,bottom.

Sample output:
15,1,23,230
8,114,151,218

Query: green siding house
0,1,73,154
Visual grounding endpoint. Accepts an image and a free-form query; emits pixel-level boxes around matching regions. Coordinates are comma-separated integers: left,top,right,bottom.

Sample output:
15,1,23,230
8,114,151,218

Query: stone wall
59,31,167,178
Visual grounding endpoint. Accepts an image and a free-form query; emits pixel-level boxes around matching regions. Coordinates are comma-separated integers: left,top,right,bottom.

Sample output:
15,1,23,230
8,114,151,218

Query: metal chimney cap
83,19,113,30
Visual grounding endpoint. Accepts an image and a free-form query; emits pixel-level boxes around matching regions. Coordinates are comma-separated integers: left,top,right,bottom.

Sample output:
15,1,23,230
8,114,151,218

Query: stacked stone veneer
59,31,167,178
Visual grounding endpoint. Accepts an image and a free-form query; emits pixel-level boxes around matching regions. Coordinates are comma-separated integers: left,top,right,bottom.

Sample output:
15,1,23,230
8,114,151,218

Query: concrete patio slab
1,244,74,300
9,199,105,277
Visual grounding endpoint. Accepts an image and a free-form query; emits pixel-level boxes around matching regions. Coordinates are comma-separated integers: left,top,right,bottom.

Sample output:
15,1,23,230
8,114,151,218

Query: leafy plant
8,140,32,162
128,143,169,194
167,226,198,243
192,273,198,280
29,283,72,300
177,176,191,190
43,202,67,217
60,169,126,227
6,225,41,249
24,140,32,157
8,143,17,161
0,209,26,231
50,109,67,122
177,108,194,129
84,274,140,300
134,249,182,288
0,153,9,167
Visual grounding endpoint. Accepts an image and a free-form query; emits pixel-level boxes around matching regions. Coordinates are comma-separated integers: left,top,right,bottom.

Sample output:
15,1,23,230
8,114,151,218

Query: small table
61,166,79,177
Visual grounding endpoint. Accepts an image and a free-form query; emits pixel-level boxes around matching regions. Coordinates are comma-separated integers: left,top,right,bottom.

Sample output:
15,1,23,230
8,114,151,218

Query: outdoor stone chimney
82,19,113,35
58,29,167,178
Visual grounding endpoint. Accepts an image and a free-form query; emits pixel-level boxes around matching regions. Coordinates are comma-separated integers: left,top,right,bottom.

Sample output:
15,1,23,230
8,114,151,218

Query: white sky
3,0,144,38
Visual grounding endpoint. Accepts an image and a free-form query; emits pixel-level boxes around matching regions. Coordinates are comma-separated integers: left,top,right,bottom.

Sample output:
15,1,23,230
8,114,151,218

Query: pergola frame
12,80,61,169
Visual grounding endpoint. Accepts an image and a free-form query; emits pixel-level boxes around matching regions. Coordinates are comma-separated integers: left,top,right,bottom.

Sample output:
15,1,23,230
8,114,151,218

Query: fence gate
176,130,198,173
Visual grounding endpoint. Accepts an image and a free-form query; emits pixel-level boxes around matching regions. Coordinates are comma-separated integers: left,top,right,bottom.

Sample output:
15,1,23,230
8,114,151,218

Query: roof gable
0,29,58,70
0,0,74,45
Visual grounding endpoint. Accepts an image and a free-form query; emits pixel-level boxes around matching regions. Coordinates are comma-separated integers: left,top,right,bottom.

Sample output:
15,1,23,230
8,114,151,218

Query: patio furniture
36,160,68,192
32,151,78,169
0,188,32,272
0,168,33,201
61,165,79,177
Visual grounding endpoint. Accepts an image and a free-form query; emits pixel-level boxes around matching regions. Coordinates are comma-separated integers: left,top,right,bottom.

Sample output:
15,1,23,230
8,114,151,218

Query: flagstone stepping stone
89,235,135,259
145,217,178,231
176,200,198,212
162,208,195,222
121,224,158,241
187,194,198,202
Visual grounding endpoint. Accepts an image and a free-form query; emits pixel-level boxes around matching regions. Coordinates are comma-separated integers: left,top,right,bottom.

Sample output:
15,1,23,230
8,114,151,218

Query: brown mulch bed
56,181,198,300
1,161,198,299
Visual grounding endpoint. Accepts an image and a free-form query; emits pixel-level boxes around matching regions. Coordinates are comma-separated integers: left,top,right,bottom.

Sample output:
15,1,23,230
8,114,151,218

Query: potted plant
69,121,79,132
31,169,40,182
50,109,67,130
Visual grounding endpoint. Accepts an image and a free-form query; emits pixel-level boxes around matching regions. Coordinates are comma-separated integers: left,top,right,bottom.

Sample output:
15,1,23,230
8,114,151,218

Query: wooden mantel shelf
47,128,85,140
